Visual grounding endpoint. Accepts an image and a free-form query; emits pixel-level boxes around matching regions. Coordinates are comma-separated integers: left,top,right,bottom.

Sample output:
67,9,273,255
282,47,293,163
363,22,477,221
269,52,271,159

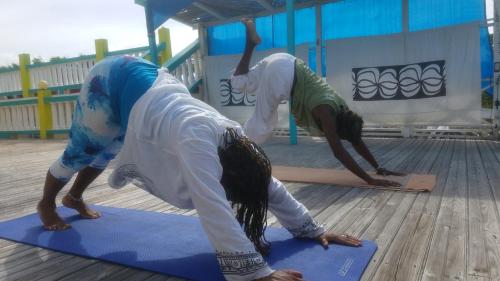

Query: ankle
38,199,56,209
65,192,83,202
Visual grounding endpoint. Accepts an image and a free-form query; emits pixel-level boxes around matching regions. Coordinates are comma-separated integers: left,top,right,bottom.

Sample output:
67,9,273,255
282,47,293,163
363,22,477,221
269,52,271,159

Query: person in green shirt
231,19,404,188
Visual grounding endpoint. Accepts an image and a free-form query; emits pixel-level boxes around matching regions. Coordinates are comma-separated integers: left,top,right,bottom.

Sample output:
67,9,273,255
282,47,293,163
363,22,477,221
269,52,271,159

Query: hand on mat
316,232,362,249
367,178,402,187
256,270,304,281
376,167,406,177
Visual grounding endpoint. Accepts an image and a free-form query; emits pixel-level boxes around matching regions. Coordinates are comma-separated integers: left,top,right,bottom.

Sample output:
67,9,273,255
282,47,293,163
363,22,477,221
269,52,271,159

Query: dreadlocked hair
218,128,271,256
336,110,364,145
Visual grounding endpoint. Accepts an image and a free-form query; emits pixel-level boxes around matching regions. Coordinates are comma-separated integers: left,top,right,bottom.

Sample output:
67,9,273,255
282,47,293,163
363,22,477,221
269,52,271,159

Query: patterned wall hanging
353,60,446,101
220,79,256,106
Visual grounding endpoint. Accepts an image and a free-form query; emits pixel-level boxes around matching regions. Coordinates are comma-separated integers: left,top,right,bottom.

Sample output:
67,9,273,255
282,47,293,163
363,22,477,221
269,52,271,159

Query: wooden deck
1,137,500,281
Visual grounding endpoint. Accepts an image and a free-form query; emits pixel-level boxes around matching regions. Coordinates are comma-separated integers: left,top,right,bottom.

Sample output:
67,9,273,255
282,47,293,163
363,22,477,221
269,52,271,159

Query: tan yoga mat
272,166,436,192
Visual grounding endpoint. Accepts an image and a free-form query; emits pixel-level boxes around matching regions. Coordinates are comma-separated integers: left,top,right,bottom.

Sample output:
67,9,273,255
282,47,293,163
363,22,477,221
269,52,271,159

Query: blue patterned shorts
49,56,157,182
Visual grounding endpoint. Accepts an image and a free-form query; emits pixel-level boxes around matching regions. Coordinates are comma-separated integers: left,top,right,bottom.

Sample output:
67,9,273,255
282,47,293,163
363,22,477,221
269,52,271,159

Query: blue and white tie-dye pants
49,56,158,183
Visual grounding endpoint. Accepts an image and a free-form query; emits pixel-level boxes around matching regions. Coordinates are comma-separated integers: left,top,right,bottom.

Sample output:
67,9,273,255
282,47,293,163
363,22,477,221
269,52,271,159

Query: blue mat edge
0,205,378,280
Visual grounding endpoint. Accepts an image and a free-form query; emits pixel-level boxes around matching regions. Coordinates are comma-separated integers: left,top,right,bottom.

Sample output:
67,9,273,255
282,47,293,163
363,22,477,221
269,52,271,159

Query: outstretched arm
352,140,406,176
312,105,401,187
267,177,361,248
178,137,274,281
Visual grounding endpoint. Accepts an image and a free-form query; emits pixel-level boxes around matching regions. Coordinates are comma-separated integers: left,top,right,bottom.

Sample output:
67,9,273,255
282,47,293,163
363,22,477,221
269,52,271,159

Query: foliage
482,91,493,108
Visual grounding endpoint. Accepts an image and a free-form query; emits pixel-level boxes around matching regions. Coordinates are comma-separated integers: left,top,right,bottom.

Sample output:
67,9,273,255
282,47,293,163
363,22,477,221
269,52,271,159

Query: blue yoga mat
0,205,377,281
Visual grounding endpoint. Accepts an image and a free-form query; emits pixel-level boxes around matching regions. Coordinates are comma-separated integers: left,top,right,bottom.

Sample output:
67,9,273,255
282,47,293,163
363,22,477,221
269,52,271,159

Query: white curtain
326,23,481,125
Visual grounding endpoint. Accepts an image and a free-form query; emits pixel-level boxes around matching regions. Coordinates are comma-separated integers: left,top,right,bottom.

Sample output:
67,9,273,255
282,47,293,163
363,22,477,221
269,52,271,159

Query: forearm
268,177,325,238
353,140,380,170
331,142,373,183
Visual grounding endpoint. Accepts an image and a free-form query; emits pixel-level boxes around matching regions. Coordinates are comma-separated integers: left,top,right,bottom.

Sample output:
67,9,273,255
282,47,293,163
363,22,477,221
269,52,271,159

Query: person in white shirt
109,69,361,281
231,19,404,188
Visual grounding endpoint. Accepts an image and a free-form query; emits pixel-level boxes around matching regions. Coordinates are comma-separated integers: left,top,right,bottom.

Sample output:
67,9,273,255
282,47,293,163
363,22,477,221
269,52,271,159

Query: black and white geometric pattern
220,79,256,106
353,60,446,101
216,251,267,276
286,217,324,238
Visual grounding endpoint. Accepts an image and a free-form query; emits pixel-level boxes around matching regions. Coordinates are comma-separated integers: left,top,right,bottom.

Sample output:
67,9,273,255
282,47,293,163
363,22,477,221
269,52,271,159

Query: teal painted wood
0,68,20,74
141,43,165,61
107,46,150,57
28,55,96,69
45,95,79,103
0,91,23,98
164,40,199,71
47,84,81,92
0,98,37,107
145,1,159,66
0,130,39,138
48,129,70,135
188,79,203,93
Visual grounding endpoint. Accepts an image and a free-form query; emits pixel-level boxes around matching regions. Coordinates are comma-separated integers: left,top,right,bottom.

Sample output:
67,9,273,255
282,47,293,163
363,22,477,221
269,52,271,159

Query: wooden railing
0,97,39,137
0,70,22,99
28,56,96,90
164,39,202,93
0,27,205,139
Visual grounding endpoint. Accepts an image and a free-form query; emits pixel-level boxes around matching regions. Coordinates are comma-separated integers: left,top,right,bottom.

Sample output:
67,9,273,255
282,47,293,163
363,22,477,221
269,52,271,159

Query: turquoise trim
48,129,70,135
0,130,39,138
142,43,165,61
188,79,203,93
28,55,96,69
0,68,20,74
157,42,166,52
0,90,23,98
107,46,150,57
164,39,199,71
0,98,38,107
45,95,79,103
47,84,81,92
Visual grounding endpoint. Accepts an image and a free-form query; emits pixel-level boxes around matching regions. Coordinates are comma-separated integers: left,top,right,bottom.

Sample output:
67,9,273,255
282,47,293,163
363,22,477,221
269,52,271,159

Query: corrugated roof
138,0,332,27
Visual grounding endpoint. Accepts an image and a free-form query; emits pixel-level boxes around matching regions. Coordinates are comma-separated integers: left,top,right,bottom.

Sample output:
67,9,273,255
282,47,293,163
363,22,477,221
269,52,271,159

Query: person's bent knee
49,160,77,184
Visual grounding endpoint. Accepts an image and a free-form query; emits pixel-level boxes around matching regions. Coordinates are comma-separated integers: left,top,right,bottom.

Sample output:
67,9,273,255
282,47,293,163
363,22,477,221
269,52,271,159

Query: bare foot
241,18,261,46
62,194,101,219
37,201,71,231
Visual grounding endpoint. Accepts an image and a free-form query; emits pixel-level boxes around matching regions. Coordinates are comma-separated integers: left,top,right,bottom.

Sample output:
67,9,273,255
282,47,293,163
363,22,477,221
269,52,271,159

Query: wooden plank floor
1,137,500,281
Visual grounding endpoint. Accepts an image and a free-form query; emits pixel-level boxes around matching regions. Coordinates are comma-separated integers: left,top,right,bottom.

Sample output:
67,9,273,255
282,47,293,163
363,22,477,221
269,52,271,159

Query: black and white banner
327,23,481,125
220,79,256,106
353,60,446,101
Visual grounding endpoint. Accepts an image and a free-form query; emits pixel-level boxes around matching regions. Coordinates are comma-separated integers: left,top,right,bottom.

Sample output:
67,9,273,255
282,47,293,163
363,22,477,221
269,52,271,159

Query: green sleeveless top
290,58,348,135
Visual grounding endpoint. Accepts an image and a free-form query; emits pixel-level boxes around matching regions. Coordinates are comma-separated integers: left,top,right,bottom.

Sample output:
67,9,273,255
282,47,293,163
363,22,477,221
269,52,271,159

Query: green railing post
158,27,172,65
37,80,52,139
95,39,109,62
145,2,159,66
19,54,31,98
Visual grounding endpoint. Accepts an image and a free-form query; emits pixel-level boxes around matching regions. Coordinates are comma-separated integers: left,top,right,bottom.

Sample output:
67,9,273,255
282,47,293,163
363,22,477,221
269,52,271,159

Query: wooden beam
193,2,226,21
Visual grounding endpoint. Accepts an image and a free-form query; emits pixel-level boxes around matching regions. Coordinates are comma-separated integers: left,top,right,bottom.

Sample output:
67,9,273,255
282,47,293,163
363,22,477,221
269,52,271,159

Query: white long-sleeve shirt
109,70,324,281
231,53,296,144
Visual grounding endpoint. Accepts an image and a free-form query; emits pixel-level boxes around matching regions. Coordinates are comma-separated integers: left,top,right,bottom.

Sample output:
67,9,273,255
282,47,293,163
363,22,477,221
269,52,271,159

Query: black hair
336,110,364,145
218,128,271,255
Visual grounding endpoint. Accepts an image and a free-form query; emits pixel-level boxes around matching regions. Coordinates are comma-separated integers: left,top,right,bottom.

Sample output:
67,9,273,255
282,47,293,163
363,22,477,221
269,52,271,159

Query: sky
0,0,198,67
0,0,495,67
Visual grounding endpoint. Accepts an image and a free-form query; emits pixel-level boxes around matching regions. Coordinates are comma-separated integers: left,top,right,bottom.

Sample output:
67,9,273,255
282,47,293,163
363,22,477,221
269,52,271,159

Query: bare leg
62,166,103,219
37,171,71,231
234,18,262,76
